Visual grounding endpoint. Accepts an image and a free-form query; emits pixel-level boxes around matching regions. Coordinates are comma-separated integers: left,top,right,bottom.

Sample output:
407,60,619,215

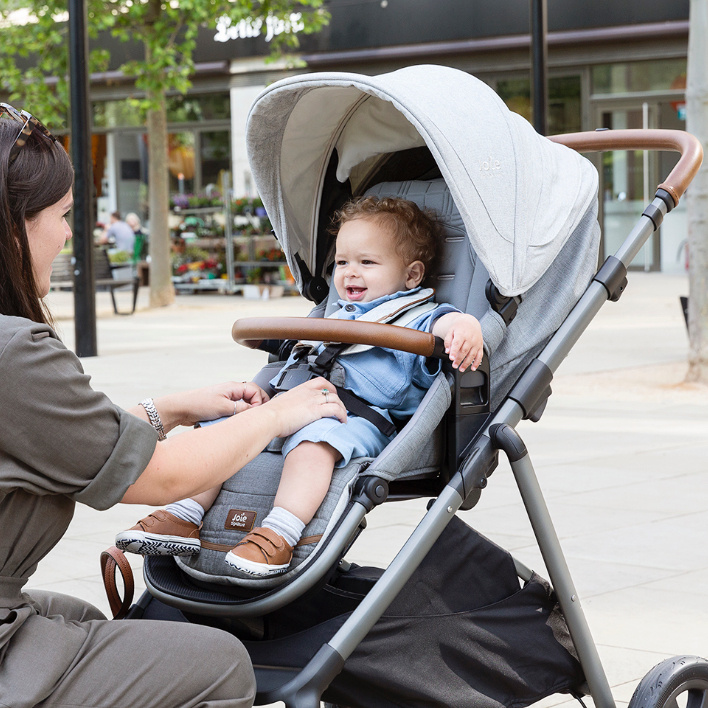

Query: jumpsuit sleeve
0,325,157,510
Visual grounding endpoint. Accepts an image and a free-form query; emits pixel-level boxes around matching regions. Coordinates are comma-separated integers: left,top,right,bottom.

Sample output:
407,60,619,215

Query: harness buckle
273,365,318,392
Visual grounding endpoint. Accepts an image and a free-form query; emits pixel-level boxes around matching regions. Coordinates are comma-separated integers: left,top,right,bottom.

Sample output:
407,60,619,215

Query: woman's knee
160,622,257,705
206,633,256,704
25,589,107,622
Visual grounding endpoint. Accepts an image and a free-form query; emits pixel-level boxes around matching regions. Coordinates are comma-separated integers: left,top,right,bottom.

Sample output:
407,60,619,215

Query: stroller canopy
246,64,598,297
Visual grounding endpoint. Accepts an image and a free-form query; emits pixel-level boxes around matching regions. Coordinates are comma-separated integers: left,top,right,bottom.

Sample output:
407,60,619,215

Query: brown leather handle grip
232,317,437,357
548,129,703,207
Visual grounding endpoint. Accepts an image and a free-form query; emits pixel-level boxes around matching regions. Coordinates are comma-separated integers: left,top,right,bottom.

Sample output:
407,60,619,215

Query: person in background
101,210,135,254
125,211,148,265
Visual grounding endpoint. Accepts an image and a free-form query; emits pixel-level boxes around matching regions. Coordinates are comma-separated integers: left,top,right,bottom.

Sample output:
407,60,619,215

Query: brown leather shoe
115,510,201,556
225,527,294,576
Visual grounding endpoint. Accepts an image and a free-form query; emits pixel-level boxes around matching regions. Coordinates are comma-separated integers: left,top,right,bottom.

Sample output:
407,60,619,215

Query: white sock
165,498,206,526
262,506,305,548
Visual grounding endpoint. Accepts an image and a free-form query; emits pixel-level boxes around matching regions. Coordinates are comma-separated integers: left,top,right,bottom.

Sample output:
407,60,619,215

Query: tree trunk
686,0,708,383
147,88,175,308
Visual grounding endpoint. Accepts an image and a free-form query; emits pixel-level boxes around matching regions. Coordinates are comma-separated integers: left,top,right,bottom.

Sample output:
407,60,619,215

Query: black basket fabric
244,516,585,708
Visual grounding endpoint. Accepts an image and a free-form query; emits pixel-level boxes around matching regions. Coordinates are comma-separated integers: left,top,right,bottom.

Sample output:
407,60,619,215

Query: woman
0,105,346,707
125,211,148,265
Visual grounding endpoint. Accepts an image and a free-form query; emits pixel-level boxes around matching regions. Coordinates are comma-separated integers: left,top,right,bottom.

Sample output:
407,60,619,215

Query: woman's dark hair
0,118,74,325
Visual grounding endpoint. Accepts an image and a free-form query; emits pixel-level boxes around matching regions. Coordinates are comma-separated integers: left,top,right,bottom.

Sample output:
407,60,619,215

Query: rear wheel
629,655,708,708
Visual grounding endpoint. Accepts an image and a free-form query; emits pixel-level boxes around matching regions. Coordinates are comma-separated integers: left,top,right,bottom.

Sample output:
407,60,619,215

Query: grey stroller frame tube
491,423,615,708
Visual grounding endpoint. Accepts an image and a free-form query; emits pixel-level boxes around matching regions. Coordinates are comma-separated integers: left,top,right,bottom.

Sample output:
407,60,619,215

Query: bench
50,249,140,315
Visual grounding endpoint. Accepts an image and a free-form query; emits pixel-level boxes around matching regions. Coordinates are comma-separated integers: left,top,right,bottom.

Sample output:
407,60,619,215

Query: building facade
90,0,690,271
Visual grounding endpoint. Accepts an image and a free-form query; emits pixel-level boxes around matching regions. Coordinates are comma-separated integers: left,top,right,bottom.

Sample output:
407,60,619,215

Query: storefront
89,0,690,271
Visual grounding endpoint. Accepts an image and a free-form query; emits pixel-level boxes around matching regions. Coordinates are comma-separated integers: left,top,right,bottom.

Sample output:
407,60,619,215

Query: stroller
112,66,705,708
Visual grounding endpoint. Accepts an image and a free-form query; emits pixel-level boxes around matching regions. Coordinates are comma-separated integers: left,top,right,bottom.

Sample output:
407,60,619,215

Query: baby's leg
225,442,340,576
275,441,341,523
166,485,221,524
115,485,221,557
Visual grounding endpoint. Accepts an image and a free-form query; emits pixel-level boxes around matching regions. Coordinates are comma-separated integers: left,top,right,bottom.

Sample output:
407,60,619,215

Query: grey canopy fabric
246,64,598,297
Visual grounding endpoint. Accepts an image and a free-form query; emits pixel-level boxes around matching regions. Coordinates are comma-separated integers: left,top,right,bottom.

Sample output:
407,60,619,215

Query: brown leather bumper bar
232,317,438,358
549,129,703,207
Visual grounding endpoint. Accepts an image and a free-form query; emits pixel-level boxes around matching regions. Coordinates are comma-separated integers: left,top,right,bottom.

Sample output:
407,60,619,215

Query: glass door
595,105,659,270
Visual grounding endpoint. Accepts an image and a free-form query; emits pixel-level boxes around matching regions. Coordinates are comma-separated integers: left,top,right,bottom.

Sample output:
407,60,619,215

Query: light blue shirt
271,288,458,465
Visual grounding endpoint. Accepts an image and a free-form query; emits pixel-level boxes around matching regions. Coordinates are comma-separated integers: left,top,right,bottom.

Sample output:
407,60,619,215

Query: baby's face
333,217,422,303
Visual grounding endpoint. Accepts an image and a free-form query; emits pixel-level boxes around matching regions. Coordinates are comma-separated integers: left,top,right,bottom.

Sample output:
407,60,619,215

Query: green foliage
0,0,329,122
107,248,132,263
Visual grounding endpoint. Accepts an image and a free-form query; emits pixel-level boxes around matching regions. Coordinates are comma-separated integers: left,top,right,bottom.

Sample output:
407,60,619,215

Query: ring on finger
321,387,330,403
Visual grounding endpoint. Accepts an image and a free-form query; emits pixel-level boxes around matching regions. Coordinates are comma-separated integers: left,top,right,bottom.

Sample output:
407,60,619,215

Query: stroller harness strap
274,289,441,437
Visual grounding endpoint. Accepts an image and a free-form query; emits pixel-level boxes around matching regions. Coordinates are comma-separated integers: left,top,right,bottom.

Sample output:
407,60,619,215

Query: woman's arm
127,381,269,434
122,377,346,506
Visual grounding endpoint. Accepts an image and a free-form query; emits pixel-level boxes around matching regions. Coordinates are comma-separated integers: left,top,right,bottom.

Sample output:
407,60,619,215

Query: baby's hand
442,313,484,372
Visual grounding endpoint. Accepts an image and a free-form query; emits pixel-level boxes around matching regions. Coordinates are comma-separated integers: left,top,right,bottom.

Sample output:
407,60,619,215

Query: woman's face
25,188,73,297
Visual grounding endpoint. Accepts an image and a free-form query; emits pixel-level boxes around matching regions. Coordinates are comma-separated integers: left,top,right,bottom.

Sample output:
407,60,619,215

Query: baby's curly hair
331,196,441,275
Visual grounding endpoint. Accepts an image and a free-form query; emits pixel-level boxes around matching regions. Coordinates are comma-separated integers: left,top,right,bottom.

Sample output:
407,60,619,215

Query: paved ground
37,272,708,707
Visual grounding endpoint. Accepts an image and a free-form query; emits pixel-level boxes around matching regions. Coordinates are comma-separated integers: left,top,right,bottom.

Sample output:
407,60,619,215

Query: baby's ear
406,261,425,288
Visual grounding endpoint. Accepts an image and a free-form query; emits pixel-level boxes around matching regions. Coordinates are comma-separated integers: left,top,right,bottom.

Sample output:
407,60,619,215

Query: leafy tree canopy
0,0,329,125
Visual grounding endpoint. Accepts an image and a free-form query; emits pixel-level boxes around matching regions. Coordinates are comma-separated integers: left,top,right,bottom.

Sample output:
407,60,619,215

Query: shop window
592,59,687,94
496,75,581,134
166,93,230,122
93,101,145,129
168,132,196,195
93,92,229,128
200,131,231,189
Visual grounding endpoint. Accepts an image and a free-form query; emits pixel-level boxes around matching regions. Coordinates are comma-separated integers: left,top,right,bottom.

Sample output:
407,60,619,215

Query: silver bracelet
139,398,166,441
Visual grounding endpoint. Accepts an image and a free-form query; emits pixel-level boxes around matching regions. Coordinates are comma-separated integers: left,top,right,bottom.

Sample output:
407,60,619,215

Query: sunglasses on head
0,103,58,165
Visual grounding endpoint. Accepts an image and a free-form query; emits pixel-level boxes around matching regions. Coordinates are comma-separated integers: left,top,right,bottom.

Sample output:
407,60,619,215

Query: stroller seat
146,156,598,606
168,176,488,594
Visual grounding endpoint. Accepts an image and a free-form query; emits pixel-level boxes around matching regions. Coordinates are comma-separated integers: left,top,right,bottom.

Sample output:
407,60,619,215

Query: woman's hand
172,381,270,427
264,377,347,438
124,378,346,506
131,382,270,433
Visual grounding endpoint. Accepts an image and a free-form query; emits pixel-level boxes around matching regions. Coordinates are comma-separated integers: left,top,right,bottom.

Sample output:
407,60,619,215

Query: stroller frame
141,129,703,708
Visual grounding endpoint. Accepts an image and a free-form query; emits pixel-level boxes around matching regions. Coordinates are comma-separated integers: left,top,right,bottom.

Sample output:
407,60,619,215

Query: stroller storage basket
239,516,584,708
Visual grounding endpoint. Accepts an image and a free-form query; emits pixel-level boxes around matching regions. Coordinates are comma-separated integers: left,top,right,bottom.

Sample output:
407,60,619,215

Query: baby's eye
361,259,375,265
335,259,347,266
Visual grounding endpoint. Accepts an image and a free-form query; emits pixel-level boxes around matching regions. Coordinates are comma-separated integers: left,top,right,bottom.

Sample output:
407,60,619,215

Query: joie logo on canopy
480,157,502,174
214,13,304,43
225,509,257,532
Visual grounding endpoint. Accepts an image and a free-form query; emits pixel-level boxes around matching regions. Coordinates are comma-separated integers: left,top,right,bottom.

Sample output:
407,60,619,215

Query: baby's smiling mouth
346,286,366,301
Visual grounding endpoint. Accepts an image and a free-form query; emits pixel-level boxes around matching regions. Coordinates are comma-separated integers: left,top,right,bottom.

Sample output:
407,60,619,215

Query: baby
116,196,483,576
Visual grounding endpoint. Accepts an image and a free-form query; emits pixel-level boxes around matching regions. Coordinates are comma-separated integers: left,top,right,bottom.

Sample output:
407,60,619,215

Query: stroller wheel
629,655,708,708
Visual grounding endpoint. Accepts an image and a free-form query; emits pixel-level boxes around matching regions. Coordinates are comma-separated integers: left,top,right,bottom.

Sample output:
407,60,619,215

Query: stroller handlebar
548,129,703,207
232,317,444,358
